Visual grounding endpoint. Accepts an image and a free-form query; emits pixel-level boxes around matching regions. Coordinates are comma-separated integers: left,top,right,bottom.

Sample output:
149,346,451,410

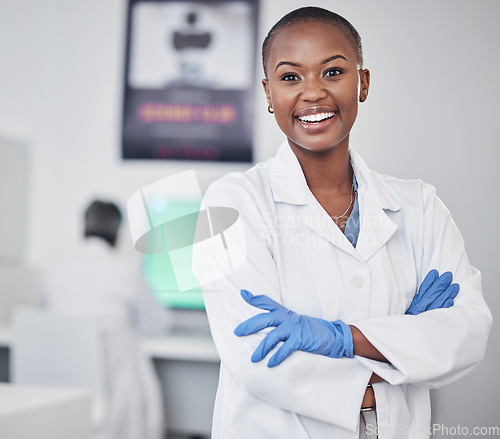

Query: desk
142,332,219,362
0,383,91,439
0,327,220,438
0,327,10,347
143,332,220,437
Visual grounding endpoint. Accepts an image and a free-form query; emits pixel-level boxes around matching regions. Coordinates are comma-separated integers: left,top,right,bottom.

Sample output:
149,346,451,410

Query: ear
359,69,370,102
262,78,272,107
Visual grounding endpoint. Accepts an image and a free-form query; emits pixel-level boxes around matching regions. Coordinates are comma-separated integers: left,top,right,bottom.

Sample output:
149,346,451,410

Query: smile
297,112,336,124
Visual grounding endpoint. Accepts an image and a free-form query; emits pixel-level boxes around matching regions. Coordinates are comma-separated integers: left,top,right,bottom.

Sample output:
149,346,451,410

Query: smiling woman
262,21,368,177
261,16,369,235
194,6,492,439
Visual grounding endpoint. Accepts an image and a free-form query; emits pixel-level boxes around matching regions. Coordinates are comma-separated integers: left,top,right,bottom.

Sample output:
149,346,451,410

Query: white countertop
0,383,90,417
142,331,219,362
0,383,91,439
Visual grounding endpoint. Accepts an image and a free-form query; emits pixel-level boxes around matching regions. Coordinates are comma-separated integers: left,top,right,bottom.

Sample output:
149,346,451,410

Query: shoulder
376,170,433,196
368,169,439,212
350,148,438,212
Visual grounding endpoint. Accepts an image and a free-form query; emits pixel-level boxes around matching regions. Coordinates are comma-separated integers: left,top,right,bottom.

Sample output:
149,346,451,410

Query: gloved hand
406,269,459,315
234,290,353,367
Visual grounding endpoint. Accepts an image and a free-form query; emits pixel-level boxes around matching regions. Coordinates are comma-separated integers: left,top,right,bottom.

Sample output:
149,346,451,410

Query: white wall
1,0,498,432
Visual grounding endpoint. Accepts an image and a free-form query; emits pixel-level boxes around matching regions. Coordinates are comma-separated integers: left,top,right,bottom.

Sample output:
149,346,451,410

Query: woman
194,7,491,438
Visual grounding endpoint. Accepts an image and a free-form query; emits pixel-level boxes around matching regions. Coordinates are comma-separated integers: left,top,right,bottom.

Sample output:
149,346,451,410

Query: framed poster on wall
122,0,259,161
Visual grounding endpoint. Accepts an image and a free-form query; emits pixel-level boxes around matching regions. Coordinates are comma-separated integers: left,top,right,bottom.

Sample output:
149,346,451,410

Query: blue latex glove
406,269,460,315
234,290,353,367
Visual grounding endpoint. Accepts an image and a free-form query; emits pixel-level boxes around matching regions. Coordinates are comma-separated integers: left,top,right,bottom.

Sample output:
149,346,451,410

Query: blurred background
0,0,499,437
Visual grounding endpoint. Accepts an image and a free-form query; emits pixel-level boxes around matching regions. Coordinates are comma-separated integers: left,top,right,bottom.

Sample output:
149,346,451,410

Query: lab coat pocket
399,289,415,315
370,247,418,316
394,270,419,315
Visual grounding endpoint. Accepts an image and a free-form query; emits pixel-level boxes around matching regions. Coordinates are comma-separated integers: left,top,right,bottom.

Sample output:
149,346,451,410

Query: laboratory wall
0,0,499,434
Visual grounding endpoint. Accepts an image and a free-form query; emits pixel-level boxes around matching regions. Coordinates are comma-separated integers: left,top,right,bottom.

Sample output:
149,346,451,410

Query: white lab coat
194,141,492,439
43,238,168,336
43,238,166,439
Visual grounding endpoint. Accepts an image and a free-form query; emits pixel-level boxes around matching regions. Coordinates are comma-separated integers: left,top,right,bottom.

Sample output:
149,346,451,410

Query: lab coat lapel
269,141,309,205
304,195,361,260
269,143,401,261
350,150,401,262
356,192,398,261
269,142,363,260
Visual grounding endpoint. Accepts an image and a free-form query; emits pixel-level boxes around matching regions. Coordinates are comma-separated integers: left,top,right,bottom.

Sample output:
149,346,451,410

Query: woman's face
263,20,369,156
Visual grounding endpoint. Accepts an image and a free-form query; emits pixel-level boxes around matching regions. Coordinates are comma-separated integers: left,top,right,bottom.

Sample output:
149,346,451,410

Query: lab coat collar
348,149,403,261
269,142,402,261
269,141,401,212
349,149,401,213
269,141,310,205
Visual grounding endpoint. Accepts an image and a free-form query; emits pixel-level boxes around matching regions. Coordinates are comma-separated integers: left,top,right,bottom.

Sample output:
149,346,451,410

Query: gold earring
268,105,274,114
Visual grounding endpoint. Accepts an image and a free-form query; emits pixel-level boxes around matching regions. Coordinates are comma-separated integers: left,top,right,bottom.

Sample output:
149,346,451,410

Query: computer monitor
142,251,205,310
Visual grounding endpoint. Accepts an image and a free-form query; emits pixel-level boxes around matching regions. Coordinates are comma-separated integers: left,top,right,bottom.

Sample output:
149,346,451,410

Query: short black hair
84,200,122,247
262,6,364,78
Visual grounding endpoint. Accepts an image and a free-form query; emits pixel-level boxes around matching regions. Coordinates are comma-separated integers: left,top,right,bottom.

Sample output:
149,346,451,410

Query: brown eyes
280,68,343,82
324,68,343,77
281,73,300,81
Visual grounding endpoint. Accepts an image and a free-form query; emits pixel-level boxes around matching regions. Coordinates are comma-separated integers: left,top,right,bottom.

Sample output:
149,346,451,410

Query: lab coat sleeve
193,175,373,432
353,182,492,387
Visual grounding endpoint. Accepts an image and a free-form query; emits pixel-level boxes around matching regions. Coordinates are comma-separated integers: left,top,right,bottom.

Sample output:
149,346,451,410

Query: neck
289,141,353,193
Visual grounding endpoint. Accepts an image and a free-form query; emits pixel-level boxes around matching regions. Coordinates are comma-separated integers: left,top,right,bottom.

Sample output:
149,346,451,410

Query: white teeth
298,112,335,123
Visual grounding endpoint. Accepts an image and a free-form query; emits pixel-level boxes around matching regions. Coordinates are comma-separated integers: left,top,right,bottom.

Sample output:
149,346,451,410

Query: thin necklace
331,184,356,220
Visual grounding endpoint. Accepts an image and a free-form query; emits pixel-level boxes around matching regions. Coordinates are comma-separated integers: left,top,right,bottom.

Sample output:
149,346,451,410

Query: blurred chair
11,307,164,439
